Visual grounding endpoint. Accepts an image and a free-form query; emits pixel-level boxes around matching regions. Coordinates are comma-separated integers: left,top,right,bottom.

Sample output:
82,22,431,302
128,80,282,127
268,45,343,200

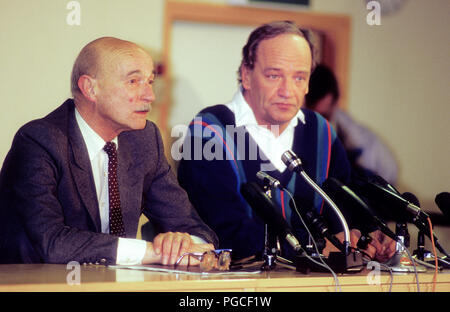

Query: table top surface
1,263,449,292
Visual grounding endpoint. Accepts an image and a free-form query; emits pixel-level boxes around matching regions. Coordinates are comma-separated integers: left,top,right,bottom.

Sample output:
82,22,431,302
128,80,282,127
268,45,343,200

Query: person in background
304,64,398,186
0,37,218,265
177,21,396,263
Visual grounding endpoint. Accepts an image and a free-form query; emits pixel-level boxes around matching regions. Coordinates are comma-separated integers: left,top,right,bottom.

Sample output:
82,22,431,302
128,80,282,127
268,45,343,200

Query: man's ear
241,65,252,91
77,75,98,102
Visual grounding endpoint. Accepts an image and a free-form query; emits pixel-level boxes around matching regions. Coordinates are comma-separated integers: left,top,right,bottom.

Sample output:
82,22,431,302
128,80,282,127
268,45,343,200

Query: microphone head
401,192,420,207
324,177,376,230
240,182,289,236
256,171,281,189
240,182,302,252
324,178,399,242
360,179,409,222
368,174,400,195
281,150,302,172
435,192,450,217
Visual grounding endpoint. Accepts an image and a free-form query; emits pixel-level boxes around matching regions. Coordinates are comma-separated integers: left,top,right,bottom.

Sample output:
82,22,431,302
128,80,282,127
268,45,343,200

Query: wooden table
0,264,449,292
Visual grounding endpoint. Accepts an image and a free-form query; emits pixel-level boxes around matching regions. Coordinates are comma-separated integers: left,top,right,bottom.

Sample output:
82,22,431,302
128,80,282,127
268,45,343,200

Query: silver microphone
281,150,303,172
256,171,282,190
281,150,351,255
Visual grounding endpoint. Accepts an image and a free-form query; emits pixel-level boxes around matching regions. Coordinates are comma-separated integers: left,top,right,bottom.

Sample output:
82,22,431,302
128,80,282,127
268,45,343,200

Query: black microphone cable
283,187,341,292
281,150,351,255
256,171,341,292
403,192,438,291
259,172,397,291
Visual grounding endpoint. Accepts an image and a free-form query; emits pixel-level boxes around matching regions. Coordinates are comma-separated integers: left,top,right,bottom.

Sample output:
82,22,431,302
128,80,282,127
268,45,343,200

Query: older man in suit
0,37,218,265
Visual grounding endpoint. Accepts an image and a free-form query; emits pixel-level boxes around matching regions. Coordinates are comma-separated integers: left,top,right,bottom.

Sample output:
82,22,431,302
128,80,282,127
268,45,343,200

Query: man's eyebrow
126,69,156,77
126,70,142,76
263,67,282,72
263,68,309,74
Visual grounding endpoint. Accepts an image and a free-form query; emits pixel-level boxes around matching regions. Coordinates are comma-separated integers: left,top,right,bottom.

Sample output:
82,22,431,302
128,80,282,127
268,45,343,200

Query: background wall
1,0,449,247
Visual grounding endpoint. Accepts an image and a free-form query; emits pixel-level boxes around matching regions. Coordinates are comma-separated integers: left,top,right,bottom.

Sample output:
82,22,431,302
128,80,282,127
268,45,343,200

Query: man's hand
141,232,215,265
367,230,396,263
322,229,396,262
322,229,361,257
153,232,193,265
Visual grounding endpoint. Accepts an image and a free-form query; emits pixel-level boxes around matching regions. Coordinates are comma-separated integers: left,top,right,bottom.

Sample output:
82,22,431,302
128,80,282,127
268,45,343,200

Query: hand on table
322,229,396,262
142,232,214,265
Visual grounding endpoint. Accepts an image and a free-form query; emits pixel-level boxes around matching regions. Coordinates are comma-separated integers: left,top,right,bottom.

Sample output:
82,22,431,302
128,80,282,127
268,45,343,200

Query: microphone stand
261,223,277,271
281,151,351,254
413,230,426,261
260,186,299,271
383,221,427,272
231,184,296,271
294,171,366,273
281,150,364,273
413,230,450,270
298,170,351,256
259,185,279,270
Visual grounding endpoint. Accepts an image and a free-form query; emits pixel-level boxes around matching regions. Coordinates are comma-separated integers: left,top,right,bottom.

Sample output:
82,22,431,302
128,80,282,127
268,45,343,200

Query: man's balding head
69,37,155,141
70,37,149,98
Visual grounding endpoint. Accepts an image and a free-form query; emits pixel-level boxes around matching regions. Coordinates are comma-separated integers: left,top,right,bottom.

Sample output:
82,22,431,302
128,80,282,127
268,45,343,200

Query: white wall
0,0,165,164
309,0,450,252
169,22,253,129
1,0,449,246
312,0,450,210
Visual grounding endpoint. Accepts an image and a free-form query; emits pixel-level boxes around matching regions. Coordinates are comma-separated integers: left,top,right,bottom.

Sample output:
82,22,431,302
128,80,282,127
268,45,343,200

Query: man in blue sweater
177,21,395,263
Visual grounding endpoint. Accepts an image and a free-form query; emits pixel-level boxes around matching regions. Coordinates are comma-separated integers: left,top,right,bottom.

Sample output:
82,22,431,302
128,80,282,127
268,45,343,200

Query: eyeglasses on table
174,249,232,271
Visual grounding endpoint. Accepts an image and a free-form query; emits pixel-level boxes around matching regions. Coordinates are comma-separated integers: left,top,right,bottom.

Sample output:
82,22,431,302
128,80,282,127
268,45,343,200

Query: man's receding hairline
91,37,149,64
96,39,150,74
71,37,151,96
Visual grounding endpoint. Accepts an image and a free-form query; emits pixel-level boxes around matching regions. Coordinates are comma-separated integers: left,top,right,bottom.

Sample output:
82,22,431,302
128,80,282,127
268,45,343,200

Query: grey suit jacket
0,99,218,264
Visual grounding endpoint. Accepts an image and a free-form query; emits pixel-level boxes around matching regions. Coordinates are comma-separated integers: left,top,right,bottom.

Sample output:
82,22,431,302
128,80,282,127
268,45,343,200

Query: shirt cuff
116,238,147,265
190,235,207,245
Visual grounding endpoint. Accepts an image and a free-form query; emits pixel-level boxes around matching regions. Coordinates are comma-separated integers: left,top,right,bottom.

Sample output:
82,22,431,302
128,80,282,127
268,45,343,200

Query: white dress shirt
75,109,147,265
225,88,306,172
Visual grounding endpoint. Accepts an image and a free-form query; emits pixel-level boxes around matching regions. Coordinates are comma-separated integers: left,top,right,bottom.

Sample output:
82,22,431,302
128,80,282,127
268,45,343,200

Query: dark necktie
103,142,126,237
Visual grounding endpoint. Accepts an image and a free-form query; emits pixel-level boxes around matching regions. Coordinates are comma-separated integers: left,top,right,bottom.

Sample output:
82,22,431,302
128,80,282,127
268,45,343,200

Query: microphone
435,192,450,218
281,150,351,255
403,192,427,261
323,177,399,243
255,171,347,253
240,182,302,253
401,192,420,210
368,187,450,258
282,150,304,172
369,174,401,195
364,181,430,222
256,171,282,190
300,205,346,253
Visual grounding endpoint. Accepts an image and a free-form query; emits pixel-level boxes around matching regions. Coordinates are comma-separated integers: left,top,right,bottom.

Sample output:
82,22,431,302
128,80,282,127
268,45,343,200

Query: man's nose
278,78,295,98
141,84,155,103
